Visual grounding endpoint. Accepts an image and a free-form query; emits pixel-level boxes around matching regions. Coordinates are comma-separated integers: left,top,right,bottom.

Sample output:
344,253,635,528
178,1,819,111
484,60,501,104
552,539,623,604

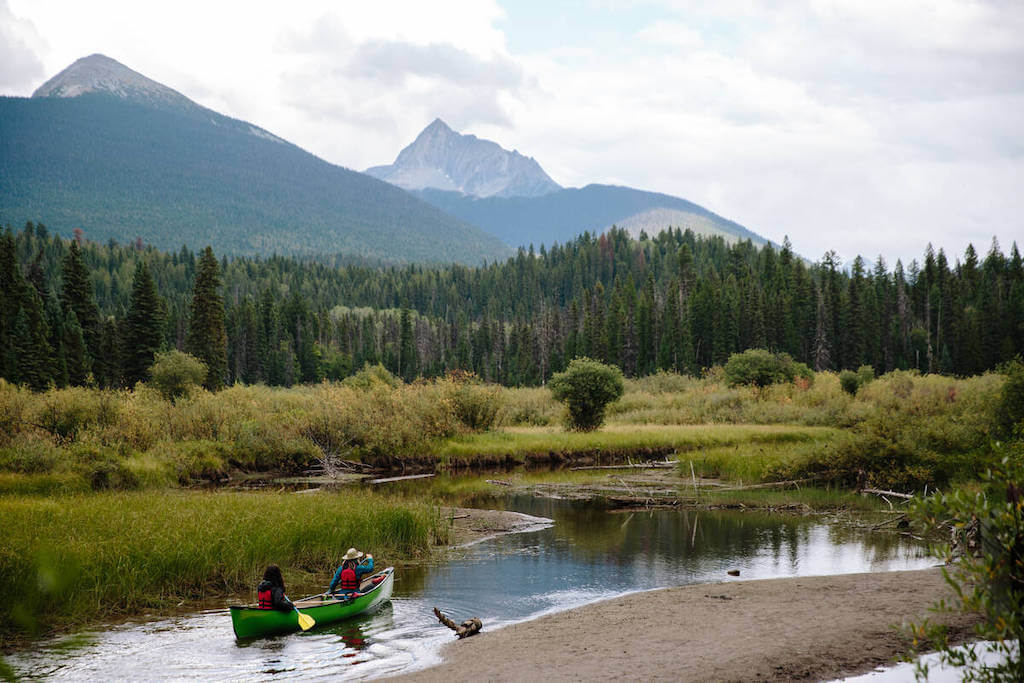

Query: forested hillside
2,220,1022,390
414,184,770,249
0,94,509,264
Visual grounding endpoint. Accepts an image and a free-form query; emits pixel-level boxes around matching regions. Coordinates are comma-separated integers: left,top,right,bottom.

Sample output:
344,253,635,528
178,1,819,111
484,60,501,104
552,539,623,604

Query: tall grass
0,490,446,641
437,424,838,463
0,369,1006,489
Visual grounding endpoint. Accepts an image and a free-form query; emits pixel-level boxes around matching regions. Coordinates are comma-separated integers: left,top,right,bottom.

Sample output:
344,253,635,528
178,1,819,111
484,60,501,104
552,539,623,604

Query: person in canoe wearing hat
328,547,374,597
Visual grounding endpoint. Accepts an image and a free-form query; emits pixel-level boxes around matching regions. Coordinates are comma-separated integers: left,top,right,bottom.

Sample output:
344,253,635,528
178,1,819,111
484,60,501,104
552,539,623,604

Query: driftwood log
433,607,482,638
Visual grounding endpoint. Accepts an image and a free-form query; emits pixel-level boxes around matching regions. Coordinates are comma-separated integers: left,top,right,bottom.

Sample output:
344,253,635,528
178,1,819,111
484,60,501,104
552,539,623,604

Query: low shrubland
0,364,1010,492
0,489,446,641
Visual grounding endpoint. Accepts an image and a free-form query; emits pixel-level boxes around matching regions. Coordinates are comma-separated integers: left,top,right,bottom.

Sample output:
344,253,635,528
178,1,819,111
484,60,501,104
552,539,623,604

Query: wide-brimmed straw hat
342,547,364,561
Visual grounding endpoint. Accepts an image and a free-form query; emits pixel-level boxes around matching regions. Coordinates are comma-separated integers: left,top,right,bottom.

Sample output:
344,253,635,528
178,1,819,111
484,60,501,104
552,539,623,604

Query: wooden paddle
295,608,315,631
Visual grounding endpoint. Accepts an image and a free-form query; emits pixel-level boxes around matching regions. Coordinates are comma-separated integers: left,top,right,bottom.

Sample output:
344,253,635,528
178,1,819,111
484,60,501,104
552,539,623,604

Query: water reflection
9,497,934,680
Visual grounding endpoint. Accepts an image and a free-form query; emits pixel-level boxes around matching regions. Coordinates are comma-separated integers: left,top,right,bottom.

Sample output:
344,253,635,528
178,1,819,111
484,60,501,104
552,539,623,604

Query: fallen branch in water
715,478,820,492
433,607,482,638
862,488,915,500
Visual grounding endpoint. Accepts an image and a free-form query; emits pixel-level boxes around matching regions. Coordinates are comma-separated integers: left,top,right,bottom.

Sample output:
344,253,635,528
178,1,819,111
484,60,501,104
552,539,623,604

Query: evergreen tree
122,261,165,387
186,247,228,390
60,241,102,365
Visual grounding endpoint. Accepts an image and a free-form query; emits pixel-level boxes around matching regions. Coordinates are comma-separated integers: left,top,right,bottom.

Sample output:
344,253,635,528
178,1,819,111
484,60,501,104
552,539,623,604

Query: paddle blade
297,611,315,631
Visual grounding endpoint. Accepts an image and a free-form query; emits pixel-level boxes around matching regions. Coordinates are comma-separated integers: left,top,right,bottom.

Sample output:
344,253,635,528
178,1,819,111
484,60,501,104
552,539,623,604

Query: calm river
9,495,934,680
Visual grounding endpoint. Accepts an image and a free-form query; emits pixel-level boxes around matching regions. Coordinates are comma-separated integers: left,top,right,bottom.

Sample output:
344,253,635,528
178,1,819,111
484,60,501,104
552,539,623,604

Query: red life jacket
257,588,273,609
338,567,358,592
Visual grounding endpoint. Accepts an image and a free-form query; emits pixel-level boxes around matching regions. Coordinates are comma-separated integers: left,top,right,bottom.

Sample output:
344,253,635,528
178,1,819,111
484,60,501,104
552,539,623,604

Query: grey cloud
346,40,523,89
0,0,45,92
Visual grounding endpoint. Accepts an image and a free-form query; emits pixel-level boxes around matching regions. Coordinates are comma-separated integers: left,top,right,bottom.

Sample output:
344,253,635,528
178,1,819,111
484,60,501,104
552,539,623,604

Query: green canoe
229,567,395,639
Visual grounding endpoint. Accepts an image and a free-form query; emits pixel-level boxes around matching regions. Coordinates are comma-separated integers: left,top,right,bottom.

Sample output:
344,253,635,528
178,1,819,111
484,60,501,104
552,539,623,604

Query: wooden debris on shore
433,607,482,638
715,477,819,492
861,487,915,500
367,473,435,484
486,479,512,486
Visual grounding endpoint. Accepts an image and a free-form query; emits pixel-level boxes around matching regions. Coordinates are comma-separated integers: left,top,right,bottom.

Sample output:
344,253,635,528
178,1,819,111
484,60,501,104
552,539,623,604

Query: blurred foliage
908,452,1024,681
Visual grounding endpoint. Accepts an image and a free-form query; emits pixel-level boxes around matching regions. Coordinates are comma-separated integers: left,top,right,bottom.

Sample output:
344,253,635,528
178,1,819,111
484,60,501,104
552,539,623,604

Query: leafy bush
342,363,399,391
839,370,860,395
723,349,813,388
442,371,504,432
995,358,1024,438
840,365,876,395
549,357,625,431
908,453,1024,681
149,351,207,401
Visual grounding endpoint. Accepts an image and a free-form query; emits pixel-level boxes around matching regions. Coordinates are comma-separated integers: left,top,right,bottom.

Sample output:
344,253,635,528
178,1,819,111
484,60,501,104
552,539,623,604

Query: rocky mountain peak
32,54,197,111
366,119,561,199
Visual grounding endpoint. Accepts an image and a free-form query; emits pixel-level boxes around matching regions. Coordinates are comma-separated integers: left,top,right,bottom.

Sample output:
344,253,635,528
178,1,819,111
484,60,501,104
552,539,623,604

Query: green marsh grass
435,424,838,463
0,490,446,641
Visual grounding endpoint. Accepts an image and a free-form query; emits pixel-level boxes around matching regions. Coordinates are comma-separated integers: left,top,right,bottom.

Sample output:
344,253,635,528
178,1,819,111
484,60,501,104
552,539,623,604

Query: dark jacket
257,579,294,612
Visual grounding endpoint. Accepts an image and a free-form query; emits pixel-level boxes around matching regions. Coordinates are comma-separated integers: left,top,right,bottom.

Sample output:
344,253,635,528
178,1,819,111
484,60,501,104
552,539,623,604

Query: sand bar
398,567,979,682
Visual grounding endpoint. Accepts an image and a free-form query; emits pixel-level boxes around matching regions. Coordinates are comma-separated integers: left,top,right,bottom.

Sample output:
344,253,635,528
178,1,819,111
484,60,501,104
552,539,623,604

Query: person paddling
328,548,374,597
257,564,295,612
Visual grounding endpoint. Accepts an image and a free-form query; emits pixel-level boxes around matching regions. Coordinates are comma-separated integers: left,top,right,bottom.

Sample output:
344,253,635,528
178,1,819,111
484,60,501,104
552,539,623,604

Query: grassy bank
0,490,447,643
437,424,837,464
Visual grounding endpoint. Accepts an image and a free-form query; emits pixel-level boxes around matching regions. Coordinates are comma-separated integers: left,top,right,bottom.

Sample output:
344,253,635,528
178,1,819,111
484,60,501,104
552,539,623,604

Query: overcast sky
2,0,1022,264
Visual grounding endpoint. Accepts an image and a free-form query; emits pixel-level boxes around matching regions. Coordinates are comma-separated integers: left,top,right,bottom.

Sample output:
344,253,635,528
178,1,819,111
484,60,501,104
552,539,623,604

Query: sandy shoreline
396,567,979,682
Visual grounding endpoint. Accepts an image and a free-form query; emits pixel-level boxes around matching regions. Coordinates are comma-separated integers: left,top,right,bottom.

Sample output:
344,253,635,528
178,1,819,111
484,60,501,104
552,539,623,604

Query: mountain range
0,54,509,264
1,54,771,264
367,119,770,249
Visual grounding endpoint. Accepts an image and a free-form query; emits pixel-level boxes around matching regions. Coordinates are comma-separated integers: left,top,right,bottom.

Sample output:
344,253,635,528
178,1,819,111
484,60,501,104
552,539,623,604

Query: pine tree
122,261,165,387
186,247,228,390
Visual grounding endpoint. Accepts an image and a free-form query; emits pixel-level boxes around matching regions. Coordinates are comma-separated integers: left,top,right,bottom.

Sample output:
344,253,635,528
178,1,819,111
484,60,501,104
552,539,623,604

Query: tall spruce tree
60,241,102,368
186,247,228,390
122,261,165,387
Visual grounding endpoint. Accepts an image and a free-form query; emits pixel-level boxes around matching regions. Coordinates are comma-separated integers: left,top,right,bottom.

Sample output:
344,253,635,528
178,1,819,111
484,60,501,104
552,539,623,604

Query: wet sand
397,567,979,682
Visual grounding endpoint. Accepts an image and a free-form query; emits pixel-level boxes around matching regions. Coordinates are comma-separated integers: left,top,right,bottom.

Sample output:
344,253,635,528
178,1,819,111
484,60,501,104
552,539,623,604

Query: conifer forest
2,221,1022,391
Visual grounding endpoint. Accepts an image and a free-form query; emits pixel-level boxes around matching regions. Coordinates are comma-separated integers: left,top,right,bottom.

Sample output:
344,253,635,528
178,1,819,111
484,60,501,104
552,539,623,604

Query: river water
9,495,935,680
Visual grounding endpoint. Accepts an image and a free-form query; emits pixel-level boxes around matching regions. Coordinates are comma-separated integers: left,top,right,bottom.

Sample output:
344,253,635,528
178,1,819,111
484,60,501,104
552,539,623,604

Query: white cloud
0,0,46,90
2,0,1021,262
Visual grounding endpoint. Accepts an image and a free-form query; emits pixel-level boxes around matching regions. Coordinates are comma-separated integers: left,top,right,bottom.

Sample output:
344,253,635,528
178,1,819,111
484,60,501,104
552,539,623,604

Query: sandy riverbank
397,567,979,682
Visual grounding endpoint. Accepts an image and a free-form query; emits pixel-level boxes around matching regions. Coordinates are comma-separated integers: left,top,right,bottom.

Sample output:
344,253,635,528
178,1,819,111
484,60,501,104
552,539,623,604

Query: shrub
723,349,812,388
342,363,399,391
549,357,625,431
497,387,559,426
995,358,1024,438
839,370,860,395
149,351,207,401
443,372,504,431
908,453,1024,681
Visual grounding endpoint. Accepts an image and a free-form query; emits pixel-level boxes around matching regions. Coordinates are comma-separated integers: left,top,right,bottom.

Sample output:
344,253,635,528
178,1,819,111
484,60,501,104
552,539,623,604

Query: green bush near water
0,490,446,641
